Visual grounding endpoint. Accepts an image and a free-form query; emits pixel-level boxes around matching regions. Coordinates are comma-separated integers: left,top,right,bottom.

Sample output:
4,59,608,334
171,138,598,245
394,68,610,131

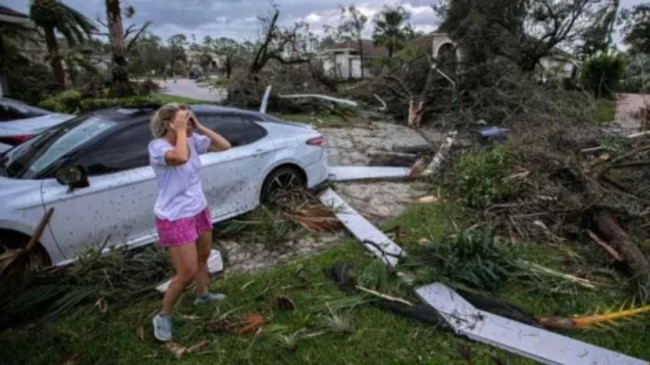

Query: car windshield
0,116,117,179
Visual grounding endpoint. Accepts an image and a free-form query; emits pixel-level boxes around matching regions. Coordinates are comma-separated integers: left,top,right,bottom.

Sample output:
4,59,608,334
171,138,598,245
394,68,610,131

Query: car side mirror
56,166,89,191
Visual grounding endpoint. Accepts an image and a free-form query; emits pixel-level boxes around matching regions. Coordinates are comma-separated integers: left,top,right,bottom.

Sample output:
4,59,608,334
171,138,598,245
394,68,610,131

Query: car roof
90,104,265,123
0,97,52,115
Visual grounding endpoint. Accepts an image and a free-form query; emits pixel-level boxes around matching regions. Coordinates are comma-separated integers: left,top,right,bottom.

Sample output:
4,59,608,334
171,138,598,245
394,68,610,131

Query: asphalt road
158,78,227,102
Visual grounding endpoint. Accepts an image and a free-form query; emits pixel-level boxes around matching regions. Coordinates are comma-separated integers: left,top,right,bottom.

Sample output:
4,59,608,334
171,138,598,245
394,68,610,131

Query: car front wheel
261,166,305,201
0,230,51,276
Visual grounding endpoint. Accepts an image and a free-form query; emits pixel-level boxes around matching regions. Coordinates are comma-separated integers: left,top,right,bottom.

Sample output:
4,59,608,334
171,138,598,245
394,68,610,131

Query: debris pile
0,244,171,329
392,72,650,300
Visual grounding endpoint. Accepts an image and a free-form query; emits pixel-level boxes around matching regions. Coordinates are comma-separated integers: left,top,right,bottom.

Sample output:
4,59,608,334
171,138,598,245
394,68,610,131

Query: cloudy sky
4,0,646,43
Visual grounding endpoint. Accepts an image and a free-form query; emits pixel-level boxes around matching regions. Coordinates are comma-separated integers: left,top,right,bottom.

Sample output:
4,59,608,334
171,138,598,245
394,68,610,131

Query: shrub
133,80,160,96
580,52,625,99
5,60,58,106
405,230,517,291
39,90,82,114
40,91,160,114
451,144,520,209
78,96,154,112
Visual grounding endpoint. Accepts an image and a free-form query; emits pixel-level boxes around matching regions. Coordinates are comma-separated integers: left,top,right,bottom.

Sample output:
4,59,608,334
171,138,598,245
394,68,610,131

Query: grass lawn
151,93,208,105
594,98,617,124
2,203,649,364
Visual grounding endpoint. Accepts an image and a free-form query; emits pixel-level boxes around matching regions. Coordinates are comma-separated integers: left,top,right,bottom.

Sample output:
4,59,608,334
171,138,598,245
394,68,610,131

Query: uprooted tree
355,0,616,128
340,0,650,298
249,8,312,74
436,0,612,71
228,8,335,109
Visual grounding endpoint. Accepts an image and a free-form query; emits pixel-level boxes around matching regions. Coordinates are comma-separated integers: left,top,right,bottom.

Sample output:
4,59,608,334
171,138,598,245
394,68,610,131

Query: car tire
261,166,306,201
0,230,51,271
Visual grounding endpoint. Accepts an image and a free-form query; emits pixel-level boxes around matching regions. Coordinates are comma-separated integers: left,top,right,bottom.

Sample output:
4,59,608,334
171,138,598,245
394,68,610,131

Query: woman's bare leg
161,243,198,315
195,230,213,296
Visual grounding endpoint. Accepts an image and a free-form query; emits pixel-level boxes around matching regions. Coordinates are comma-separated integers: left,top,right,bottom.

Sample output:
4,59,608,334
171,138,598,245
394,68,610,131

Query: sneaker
194,292,227,305
152,313,173,342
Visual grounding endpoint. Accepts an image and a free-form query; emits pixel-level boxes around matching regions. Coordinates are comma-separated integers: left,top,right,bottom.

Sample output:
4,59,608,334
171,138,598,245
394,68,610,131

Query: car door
197,113,276,220
40,122,157,260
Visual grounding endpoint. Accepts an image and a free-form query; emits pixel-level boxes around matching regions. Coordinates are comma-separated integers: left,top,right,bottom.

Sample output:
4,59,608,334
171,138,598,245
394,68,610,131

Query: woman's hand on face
170,110,191,132
190,112,204,130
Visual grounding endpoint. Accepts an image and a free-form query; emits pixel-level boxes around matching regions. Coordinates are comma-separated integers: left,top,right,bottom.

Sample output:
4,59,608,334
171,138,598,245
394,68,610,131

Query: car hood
0,175,42,197
0,113,74,136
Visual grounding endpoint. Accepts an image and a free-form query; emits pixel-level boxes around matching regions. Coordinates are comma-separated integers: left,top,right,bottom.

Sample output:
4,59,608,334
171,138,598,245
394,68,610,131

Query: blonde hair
149,103,189,138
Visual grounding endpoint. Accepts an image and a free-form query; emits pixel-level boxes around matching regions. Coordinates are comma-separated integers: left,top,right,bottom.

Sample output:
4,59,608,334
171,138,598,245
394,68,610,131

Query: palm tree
372,6,412,58
105,0,134,97
29,0,96,89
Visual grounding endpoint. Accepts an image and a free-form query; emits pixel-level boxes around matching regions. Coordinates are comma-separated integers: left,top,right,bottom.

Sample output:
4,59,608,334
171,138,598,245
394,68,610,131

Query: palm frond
0,246,170,330
403,230,519,292
30,0,96,45
319,307,354,334
57,23,79,47
273,329,306,351
58,0,97,36
538,303,650,330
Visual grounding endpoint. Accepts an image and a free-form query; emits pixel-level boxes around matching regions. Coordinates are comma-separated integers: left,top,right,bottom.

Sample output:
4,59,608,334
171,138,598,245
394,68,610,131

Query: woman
148,103,231,342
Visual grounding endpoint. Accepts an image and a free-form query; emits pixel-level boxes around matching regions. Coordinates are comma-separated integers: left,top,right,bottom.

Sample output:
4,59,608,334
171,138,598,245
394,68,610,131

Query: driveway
615,93,649,132
222,121,436,274
158,78,227,103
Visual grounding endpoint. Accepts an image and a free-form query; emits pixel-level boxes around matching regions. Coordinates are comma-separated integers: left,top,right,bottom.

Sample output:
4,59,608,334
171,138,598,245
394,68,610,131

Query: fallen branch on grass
409,132,456,179
587,230,623,262
592,211,650,280
355,286,414,306
538,304,650,330
522,261,598,290
277,94,358,107
373,94,387,111
284,203,340,233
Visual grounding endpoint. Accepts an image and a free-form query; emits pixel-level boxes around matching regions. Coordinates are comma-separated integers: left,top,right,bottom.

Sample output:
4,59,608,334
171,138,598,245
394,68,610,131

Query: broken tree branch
277,94,358,107
356,286,414,306
592,210,650,279
587,229,623,262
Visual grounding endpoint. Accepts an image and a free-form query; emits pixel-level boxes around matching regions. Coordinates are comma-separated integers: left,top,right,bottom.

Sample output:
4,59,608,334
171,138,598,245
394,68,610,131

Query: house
320,40,389,79
538,54,578,83
0,5,30,97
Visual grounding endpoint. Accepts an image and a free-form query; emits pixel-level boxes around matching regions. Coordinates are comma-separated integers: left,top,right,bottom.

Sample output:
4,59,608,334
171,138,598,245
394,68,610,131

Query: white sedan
0,98,74,153
0,104,328,266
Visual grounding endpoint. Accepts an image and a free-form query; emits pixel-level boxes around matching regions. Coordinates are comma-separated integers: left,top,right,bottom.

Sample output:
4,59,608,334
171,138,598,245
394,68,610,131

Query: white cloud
1,0,641,43
305,13,322,23
402,3,436,17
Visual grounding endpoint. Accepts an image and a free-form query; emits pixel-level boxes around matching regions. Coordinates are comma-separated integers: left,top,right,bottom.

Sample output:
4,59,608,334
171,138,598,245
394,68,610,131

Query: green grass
273,113,370,128
594,98,617,124
2,203,649,364
151,93,207,105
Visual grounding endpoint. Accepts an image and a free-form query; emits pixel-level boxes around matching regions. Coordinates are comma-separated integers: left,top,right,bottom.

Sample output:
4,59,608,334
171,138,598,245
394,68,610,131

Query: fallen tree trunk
592,210,650,279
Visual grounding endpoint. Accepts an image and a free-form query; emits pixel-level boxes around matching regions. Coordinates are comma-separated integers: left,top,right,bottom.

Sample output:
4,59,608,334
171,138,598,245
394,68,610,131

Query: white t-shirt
148,134,211,221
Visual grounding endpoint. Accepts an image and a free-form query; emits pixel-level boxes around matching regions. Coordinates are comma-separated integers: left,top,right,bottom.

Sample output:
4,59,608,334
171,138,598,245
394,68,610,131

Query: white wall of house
350,57,364,79
338,53,351,79
539,56,577,80
321,51,376,79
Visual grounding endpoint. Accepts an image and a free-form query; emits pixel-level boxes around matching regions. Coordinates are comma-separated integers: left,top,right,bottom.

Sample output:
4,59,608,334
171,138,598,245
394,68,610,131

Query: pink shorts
155,207,213,248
